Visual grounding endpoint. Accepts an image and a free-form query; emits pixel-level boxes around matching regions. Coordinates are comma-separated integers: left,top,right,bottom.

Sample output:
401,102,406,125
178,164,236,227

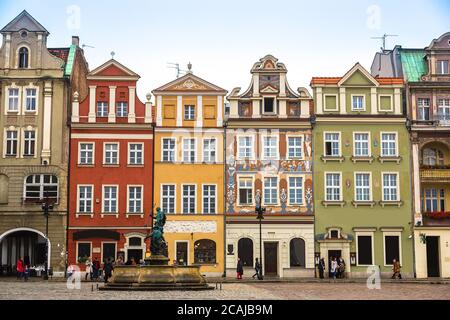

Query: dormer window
18,47,29,69
437,60,449,75
328,229,340,239
263,97,275,114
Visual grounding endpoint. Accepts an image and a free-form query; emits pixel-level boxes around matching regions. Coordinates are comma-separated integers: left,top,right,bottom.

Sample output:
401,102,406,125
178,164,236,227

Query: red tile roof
48,48,70,63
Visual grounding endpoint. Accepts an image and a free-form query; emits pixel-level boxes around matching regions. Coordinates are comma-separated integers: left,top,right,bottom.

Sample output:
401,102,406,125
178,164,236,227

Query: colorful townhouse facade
372,32,450,278
0,11,88,275
226,55,315,278
311,63,414,278
68,59,153,268
152,67,227,277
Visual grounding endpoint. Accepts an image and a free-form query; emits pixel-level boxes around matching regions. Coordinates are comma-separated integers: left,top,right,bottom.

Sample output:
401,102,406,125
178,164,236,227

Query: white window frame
286,135,304,160
262,175,279,206
7,87,20,113
351,94,366,111
287,175,305,205
202,184,217,214
382,172,400,202
22,128,36,157
324,172,342,202
382,231,402,267
102,185,119,214
128,142,144,165
161,184,176,214
202,137,217,163
323,94,339,111
23,174,59,202
78,142,95,165
262,96,277,114
182,138,196,163
261,135,279,160
378,94,394,112
356,231,375,267
237,135,255,160
116,102,128,117
103,142,119,165
77,184,94,214
161,138,176,162
237,175,255,207
97,102,108,117
437,98,450,120
353,132,371,157
437,60,449,75
417,98,430,121
354,172,372,202
184,105,195,120
23,85,39,114
127,185,143,214
181,184,197,214
4,128,19,157
323,132,341,157
174,240,190,266
380,132,398,157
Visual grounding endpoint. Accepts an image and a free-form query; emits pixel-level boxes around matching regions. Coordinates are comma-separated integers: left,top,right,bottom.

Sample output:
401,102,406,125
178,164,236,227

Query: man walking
392,259,402,279
318,258,325,279
252,258,261,279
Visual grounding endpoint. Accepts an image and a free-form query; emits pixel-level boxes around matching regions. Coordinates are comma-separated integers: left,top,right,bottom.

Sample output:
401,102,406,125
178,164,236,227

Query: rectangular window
288,177,303,205
203,139,216,163
104,143,118,165
417,98,430,121
438,99,450,121
262,136,278,159
8,88,19,112
263,98,275,113
103,186,118,213
102,243,116,263
162,139,176,162
357,235,373,265
203,185,216,214
23,130,35,156
78,186,93,213
183,139,195,163
437,60,449,75
352,95,364,111
325,133,340,156
6,130,18,156
128,186,142,213
162,185,175,214
424,188,438,212
354,133,369,157
384,235,400,265
182,185,196,214
77,243,92,263
383,173,398,201
238,177,253,205
287,137,302,159
325,173,341,201
97,102,108,117
184,105,195,120
25,89,37,112
116,102,128,117
381,133,397,157
263,177,278,205
79,143,94,165
129,143,143,165
238,137,253,159
355,173,371,201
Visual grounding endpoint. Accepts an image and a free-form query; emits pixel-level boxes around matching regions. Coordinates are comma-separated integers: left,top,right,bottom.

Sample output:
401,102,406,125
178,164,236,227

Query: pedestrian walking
85,256,92,281
338,257,346,279
236,258,243,280
252,258,261,279
24,264,30,281
16,257,24,280
92,257,100,281
103,259,114,283
392,259,402,279
318,258,325,279
330,257,338,279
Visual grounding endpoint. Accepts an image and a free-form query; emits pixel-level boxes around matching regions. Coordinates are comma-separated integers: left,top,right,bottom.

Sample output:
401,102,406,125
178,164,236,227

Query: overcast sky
1,0,449,101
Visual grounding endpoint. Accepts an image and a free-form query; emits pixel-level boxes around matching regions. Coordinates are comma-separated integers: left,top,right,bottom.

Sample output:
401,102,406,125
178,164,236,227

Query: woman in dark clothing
92,257,100,281
103,259,114,283
318,258,325,279
236,258,244,280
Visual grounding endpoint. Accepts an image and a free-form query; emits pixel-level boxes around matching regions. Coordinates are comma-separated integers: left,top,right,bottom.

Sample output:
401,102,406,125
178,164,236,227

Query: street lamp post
255,191,265,280
41,199,53,280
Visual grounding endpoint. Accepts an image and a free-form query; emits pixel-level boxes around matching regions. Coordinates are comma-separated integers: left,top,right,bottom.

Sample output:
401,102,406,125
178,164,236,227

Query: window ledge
103,164,120,167
322,200,346,207
7,111,19,114
321,156,345,163
101,213,119,218
78,164,95,167
126,213,144,218
379,200,403,208
378,156,402,164
351,156,374,163
352,201,376,208
76,213,94,218
127,164,144,167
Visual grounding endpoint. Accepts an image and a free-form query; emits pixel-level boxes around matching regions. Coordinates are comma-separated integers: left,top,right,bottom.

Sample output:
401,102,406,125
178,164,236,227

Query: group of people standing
81,256,121,283
317,257,346,279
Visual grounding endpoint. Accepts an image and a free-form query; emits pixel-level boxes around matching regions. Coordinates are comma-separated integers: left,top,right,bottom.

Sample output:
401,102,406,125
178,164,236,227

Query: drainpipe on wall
223,121,227,278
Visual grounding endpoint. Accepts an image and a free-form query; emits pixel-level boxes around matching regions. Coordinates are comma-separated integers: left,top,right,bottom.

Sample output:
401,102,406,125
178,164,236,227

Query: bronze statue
149,207,168,257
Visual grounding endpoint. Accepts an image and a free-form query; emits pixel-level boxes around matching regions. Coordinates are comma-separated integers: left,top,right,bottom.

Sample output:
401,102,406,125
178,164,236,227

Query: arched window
290,238,306,267
423,148,444,166
24,174,58,203
129,237,142,246
0,174,9,204
18,47,29,68
238,238,253,267
194,239,216,264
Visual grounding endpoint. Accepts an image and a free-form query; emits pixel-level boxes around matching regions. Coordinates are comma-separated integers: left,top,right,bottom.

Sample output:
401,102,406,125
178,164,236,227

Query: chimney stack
72,36,80,46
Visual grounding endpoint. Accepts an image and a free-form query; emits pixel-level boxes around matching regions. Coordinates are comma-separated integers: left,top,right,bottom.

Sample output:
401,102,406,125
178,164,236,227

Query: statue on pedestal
148,207,168,258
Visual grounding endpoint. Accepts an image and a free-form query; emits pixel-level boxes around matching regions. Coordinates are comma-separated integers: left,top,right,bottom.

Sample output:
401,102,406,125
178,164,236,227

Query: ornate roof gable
152,73,227,94
338,63,379,87
87,59,140,80
426,32,450,50
1,10,48,34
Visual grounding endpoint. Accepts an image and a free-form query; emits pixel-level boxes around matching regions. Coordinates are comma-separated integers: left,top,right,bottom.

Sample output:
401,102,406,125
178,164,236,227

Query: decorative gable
88,59,140,80
338,63,379,87
153,73,227,94
0,10,49,34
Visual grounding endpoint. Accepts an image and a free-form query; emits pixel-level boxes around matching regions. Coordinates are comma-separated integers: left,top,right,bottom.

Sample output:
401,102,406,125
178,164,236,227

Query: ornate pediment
1,10,49,34
260,85,279,94
153,73,227,94
88,59,140,79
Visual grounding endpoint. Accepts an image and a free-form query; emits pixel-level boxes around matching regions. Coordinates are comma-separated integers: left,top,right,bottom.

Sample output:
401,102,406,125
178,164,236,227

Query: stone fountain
100,208,213,291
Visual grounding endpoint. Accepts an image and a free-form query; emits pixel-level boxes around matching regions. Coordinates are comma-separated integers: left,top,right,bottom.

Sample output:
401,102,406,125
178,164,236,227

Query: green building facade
311,63,414,278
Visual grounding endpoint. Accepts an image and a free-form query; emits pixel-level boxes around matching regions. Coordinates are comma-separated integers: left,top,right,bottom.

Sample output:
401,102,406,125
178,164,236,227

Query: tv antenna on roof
82,44,95,49
371,34,398,51
167,62,188,78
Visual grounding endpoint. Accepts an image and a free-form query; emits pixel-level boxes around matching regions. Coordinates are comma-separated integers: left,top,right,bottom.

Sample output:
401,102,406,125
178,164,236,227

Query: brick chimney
72,36,80,46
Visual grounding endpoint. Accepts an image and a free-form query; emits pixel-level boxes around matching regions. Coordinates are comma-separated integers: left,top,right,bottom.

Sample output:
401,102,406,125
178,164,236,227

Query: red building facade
68,59,153,268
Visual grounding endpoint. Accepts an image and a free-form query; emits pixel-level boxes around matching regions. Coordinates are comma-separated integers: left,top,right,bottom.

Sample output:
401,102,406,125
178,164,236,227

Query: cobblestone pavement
0,280,449,300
